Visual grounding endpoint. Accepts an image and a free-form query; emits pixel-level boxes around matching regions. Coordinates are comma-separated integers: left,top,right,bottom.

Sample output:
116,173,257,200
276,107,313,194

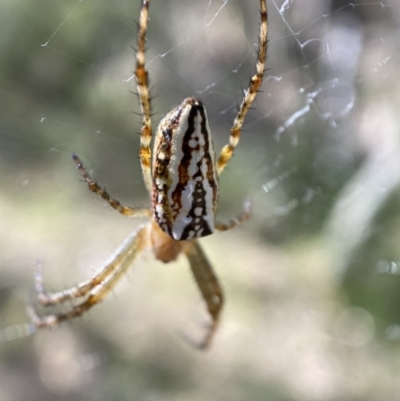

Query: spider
28,0,268,349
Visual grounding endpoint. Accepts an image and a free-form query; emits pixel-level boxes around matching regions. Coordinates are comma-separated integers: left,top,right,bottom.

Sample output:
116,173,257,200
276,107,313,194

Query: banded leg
32,227,148,307
216,0,268,175
185,241,224,350
215,198,251,232
28,226,148,328
135,0,153,194
72,153,151,218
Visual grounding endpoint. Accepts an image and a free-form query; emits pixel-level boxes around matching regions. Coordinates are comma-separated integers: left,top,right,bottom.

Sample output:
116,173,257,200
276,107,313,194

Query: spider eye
152,97,219,241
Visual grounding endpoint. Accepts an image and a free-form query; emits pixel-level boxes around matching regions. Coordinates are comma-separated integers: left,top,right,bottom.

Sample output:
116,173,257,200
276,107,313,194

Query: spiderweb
1,1,400,400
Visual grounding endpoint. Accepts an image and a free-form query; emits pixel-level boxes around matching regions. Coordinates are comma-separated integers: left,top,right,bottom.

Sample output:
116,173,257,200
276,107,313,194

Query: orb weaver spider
28,0,268,349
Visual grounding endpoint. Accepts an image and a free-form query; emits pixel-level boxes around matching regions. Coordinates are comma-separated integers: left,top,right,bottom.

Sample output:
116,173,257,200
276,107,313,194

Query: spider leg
215,198,251,232
216,0,268,175
32,227,148,306
28,226,148,328
72,153,151,218
185,240,224,350
135,0,153,195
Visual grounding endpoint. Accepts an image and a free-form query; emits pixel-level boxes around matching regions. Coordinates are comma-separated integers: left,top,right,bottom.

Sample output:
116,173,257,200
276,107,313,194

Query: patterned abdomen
152,97,218,240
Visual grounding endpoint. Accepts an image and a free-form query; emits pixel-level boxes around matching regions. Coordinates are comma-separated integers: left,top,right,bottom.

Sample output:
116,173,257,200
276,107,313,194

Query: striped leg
216,0,268,175
185,241,224,350
215,198,251,232
72,153,150,218
28,226,148,328
135,0,153,194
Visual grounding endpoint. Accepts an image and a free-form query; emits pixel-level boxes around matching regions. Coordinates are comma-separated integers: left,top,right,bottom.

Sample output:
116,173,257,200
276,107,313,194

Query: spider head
151,97,219,241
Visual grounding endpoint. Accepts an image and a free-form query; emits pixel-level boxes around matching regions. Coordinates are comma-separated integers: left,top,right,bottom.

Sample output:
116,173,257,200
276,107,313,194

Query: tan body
149,220,192,263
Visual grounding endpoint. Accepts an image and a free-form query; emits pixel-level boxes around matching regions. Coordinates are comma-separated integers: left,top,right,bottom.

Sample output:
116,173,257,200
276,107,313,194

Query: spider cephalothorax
28,0,268,349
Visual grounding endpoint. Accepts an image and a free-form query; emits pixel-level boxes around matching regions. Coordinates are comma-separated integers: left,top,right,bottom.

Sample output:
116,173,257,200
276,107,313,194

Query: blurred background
2,0,400,399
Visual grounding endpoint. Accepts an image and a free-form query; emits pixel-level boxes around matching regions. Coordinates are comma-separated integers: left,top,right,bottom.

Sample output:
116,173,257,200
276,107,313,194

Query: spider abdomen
152,97,218,241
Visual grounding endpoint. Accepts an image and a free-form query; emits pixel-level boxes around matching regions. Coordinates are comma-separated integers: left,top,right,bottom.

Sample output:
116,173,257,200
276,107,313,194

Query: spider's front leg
28,226,148,328
185,241,224,350
72,153,150,218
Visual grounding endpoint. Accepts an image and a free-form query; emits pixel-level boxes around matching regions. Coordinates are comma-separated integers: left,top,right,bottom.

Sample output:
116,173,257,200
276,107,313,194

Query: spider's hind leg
216,0,268,175
135,0,154,195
